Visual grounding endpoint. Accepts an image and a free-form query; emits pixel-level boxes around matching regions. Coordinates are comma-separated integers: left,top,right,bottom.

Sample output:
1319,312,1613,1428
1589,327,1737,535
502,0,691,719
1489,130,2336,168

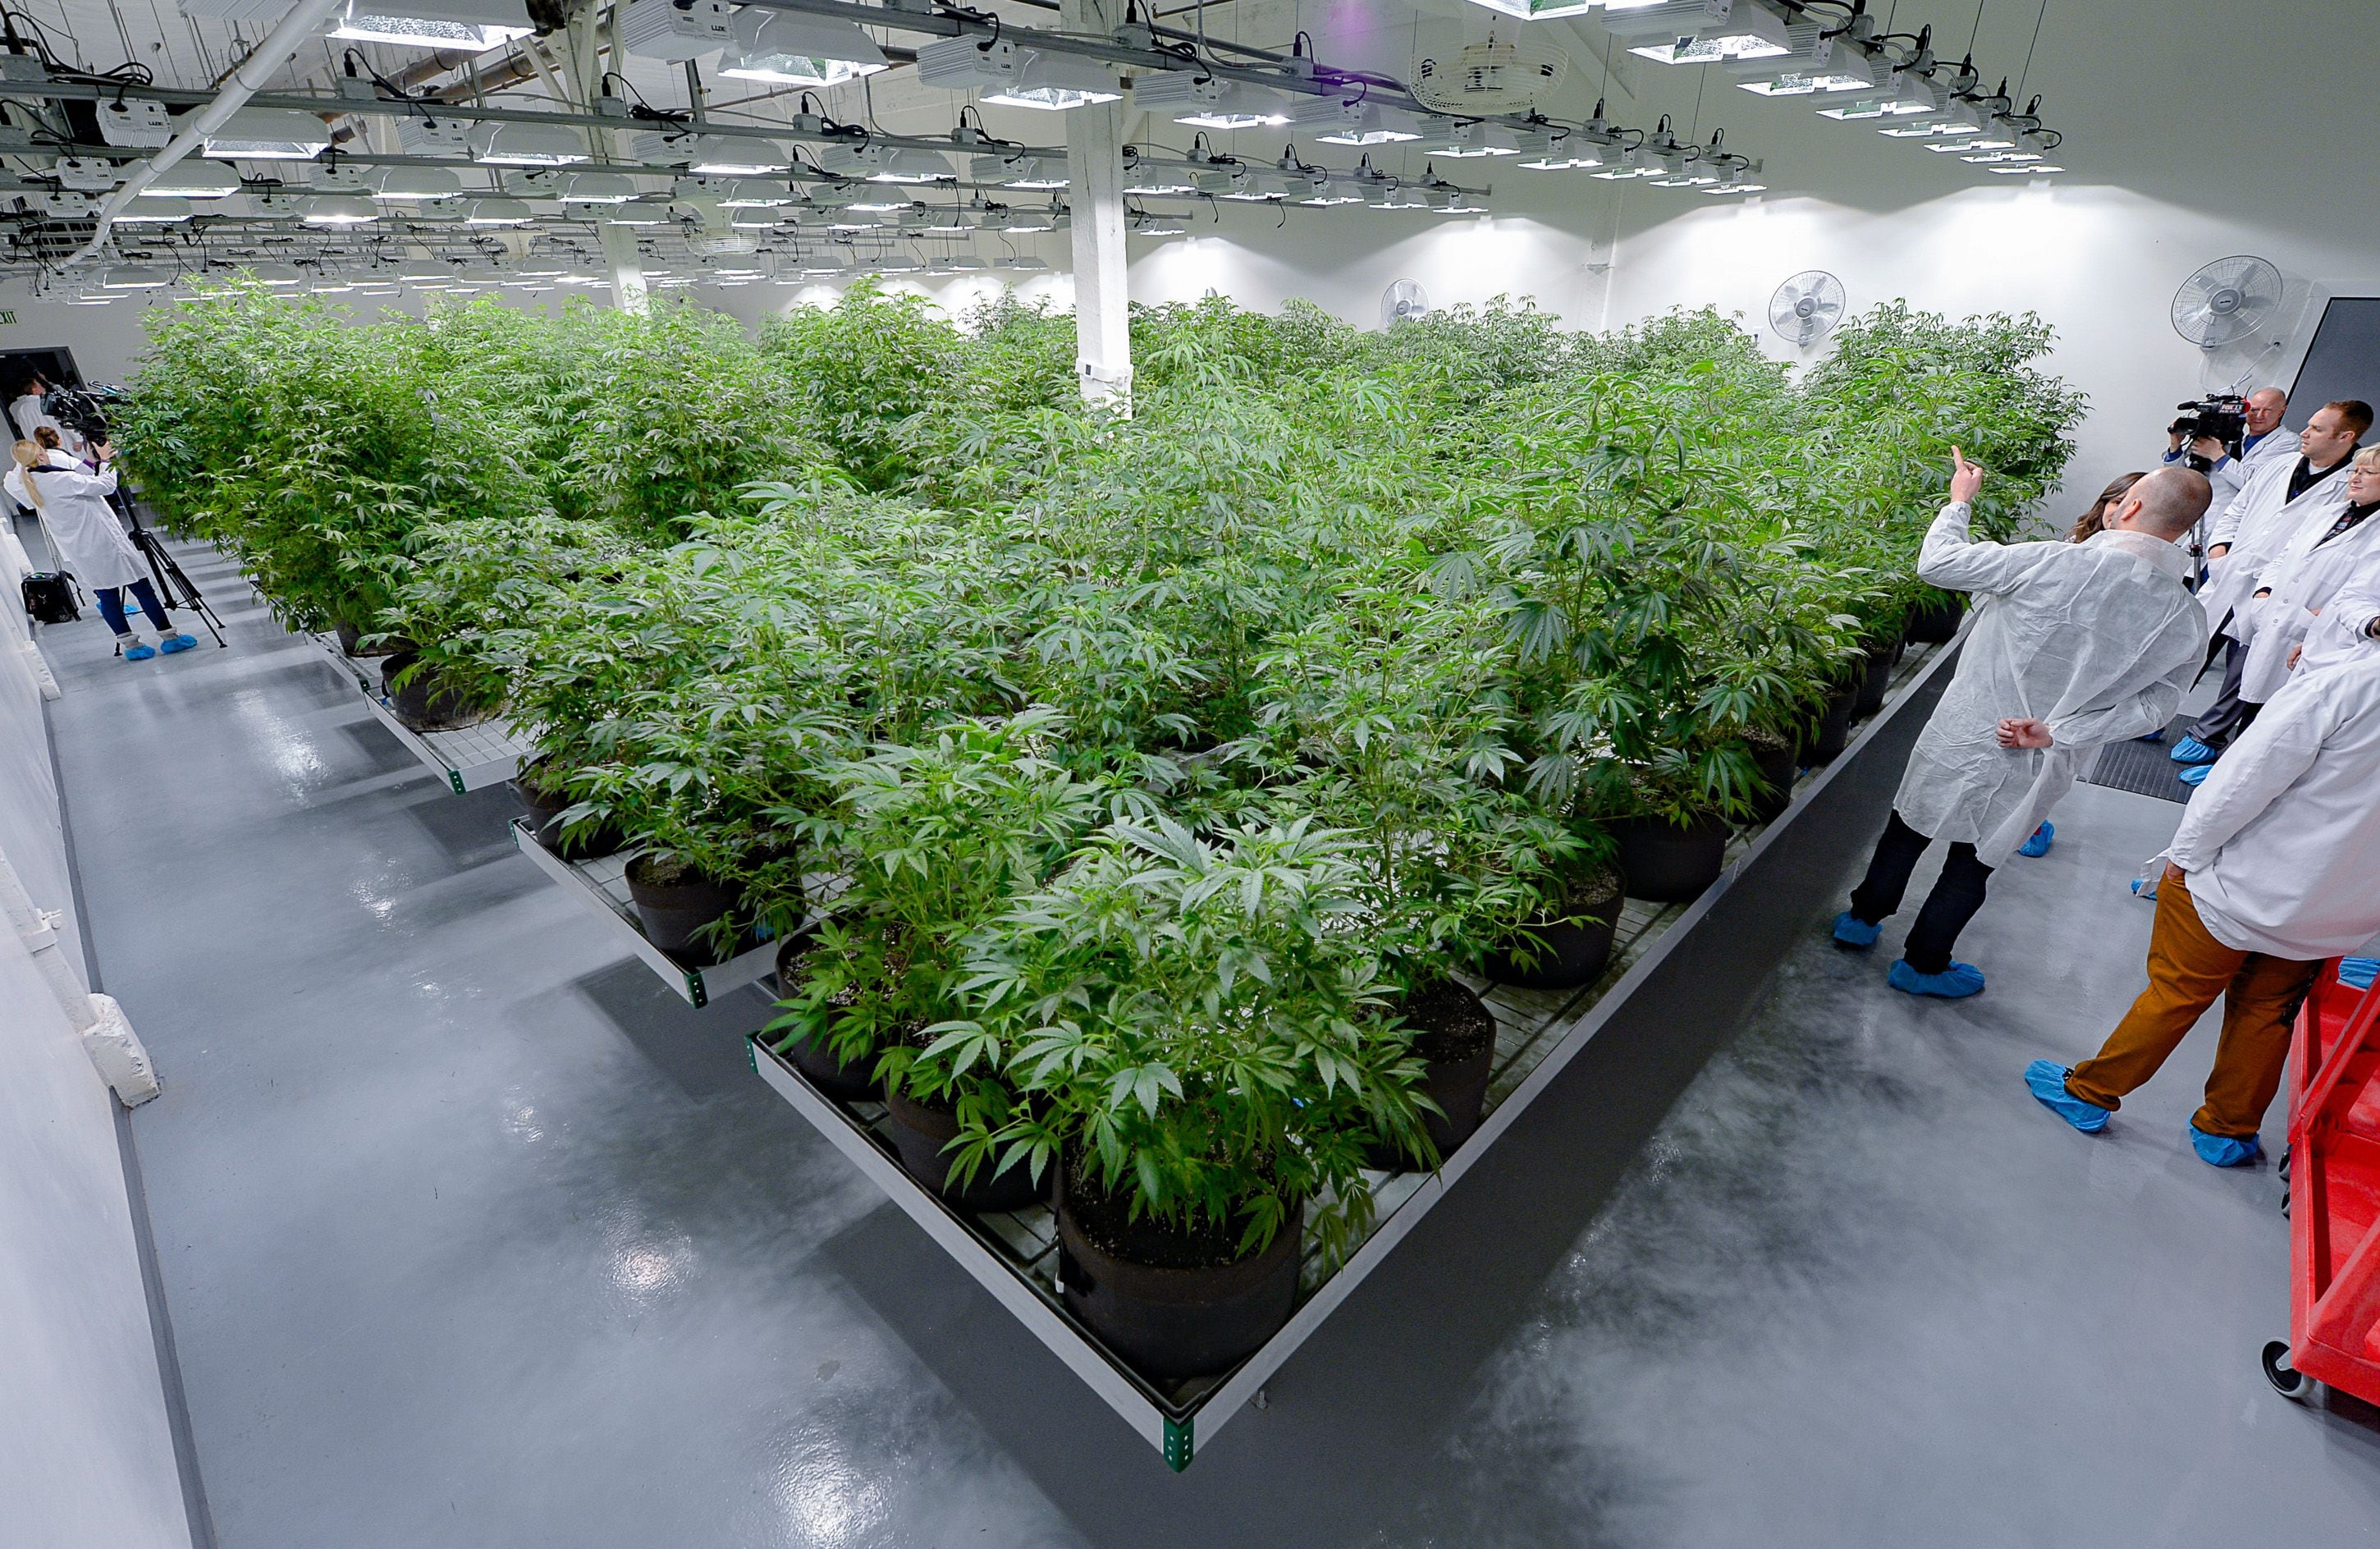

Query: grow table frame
510,818,779,1008
299,629,534,795
748,631,1972,1469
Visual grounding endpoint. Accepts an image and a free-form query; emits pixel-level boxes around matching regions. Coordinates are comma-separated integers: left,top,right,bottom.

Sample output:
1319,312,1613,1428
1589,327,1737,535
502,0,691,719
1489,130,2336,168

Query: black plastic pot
767,933,881,1102
1806,685,1861,763
1485,873,1624,990
1853,645,1896,717
334,621,405,658
1609,813,1729,903
1057,1177,1302,1380
1903,594,1966,644
1746,736,1800,826
1368,980,1497,1171
381,648,486,732
624,855,737,961
883,1087,1045,1212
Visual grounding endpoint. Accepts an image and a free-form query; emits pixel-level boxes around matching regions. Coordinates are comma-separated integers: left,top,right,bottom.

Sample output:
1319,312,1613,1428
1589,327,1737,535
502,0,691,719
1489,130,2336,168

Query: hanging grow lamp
327,0,533,53
719,8,886,87
471,120,592,167
202,108,332,161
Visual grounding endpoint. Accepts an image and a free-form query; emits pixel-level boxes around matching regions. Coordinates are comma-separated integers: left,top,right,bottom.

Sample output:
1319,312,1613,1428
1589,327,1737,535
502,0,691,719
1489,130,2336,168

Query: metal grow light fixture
203,108,332,161
1460,0,1666,19
249,262,306,286
99,264,172,289
463,197,534,226
1590,145,1651,180
719,7,887,86
327,0,533,53
814,140,952,184
117,198,194,223
1131,70,1291,131
372,165,461,200
1292,93,1418,146
1431,121,1525,158
684,135,789,176
986,50,1122,111
471,120,591,167
396,259,454,285
606,202,670,225
141,159,241,199
1124,161,1197,196
557,171,639,204
1611,0,1789,64
972,154,1068,190
301,193,381,226
715,179,794,207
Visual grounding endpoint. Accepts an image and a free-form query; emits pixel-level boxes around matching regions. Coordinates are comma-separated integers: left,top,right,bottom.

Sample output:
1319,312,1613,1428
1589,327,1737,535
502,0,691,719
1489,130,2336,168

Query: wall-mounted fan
1381,278,1431,328
1769,270,1845,348
1412,30,1568,116
2171,254,2284,351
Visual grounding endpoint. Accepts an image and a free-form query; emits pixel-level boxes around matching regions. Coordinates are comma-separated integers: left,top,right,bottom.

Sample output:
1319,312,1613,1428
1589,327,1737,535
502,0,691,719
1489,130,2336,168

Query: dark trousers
2187,636,2256,746
1847,810,1995,974
94,577,168,637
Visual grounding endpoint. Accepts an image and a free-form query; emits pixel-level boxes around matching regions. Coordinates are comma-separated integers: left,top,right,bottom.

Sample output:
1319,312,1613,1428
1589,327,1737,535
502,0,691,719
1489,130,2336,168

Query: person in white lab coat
2171,400,2368,763
1832,454,2212,997
5,439,193,659
2162,387,2294,512
2231,445,2380,705
2294,573,2380,675
2027,650,2380,1166
7,375,76,457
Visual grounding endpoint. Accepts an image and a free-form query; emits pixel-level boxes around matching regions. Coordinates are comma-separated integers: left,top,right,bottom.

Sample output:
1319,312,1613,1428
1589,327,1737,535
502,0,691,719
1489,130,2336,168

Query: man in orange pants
2026,650,2380,1165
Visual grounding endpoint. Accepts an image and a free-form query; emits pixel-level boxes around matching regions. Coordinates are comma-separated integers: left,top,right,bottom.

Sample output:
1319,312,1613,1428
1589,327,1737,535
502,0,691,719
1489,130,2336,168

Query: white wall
0,598,192,1548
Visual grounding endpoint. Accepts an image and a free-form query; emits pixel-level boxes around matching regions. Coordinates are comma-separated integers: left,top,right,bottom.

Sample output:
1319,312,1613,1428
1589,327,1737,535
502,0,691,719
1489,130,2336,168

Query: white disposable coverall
3,452,143,590
2199,454,2353,640
2235,505,2380,703
1893,504,2207,865
2167,653,2380,959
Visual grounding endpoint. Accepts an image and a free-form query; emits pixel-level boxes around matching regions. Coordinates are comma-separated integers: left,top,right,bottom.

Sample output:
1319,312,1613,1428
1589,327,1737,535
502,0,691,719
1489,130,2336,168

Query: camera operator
6,437,195,661
10,374,80,456
2169,399,2369,769
2165,387,2291,511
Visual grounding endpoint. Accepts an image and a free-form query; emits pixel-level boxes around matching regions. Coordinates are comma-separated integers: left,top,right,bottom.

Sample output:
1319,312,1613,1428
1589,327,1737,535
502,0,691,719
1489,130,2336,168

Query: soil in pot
624,852,739,963
882,1084,1045,1212
1805,685,1861,763
1903,593,1966,644
1366,978,1497,1172
1610,813,1729,903
1854,643,1897,717
381,648,488,732
767,931,881,1102
1057,1160,1303,1381
1745,731,1800,826
1485,864,1624,991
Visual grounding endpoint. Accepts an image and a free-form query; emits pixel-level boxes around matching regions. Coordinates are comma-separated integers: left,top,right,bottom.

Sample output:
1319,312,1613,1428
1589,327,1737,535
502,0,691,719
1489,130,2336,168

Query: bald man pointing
1833,456,2213,997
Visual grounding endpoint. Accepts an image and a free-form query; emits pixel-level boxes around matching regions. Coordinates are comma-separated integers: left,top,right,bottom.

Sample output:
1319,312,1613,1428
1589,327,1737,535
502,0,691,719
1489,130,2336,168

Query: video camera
41,382,121,442
2169,394,2248,470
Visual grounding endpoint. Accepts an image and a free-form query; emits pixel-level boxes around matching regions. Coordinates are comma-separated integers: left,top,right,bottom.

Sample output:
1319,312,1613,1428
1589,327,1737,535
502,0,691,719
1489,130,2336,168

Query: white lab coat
2235,505,2380,703
2167,653,2380,959
1894,506,2207,864
2163,425,2296,511
2199,455,2355,641
3,451,143,590
2296,576,2380,675
8,391,57,448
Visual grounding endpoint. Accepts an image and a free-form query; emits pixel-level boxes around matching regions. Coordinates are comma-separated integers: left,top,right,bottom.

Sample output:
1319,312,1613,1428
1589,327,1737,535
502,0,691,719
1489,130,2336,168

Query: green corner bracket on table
1163,1415,1192,1471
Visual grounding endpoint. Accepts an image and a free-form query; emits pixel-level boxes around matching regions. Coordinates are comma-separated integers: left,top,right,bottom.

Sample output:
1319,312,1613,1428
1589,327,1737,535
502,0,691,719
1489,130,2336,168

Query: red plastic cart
2265,964,2380,1405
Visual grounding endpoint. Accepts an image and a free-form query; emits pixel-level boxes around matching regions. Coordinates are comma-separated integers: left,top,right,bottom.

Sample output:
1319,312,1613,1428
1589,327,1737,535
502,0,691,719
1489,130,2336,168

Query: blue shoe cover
2025,1060,2110,1134
2188,1123,2263,1168
2018,821,2054,858
2178,763,2213,788
158,633,197,654
122,642,157,661
2137,729,2167,743
2341,957,2380,992
2170,736,2219,764
1888,959,1986,998
1832,911,1882,950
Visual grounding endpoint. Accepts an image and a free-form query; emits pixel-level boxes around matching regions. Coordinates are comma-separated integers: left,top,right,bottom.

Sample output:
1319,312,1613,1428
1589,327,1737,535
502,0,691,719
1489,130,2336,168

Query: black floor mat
2080,711,2203,804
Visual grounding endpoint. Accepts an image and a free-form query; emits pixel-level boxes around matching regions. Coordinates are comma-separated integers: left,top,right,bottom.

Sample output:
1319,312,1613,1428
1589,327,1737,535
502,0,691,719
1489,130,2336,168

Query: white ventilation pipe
62,0,351,269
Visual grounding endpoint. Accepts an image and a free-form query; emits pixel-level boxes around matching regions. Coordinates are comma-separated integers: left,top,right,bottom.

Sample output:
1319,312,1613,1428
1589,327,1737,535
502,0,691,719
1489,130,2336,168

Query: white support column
561,10,648,313
1062,0,1132,410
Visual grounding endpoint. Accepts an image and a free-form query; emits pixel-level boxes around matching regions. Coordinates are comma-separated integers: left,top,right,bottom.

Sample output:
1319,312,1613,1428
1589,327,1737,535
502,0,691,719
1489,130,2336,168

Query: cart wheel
2263,1340,2316,1402
2278,1147,2291,1181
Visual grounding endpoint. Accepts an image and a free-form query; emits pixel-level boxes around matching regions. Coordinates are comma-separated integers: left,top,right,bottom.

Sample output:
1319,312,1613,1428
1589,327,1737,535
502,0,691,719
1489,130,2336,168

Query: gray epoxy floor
44,539,2380,1548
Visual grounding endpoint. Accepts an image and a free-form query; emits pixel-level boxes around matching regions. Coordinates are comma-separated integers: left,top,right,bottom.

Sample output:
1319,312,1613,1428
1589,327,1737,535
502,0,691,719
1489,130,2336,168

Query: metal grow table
510,818,780,1008
746,634,1970,1468
300,630,533,795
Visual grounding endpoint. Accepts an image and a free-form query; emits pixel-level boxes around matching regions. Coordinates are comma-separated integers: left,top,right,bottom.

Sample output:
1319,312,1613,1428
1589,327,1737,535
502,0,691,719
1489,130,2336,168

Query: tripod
97,477,224,648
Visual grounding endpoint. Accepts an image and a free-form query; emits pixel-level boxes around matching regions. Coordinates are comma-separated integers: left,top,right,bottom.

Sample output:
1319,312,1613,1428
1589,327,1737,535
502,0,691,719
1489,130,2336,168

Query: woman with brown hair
2066,471,2148,543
